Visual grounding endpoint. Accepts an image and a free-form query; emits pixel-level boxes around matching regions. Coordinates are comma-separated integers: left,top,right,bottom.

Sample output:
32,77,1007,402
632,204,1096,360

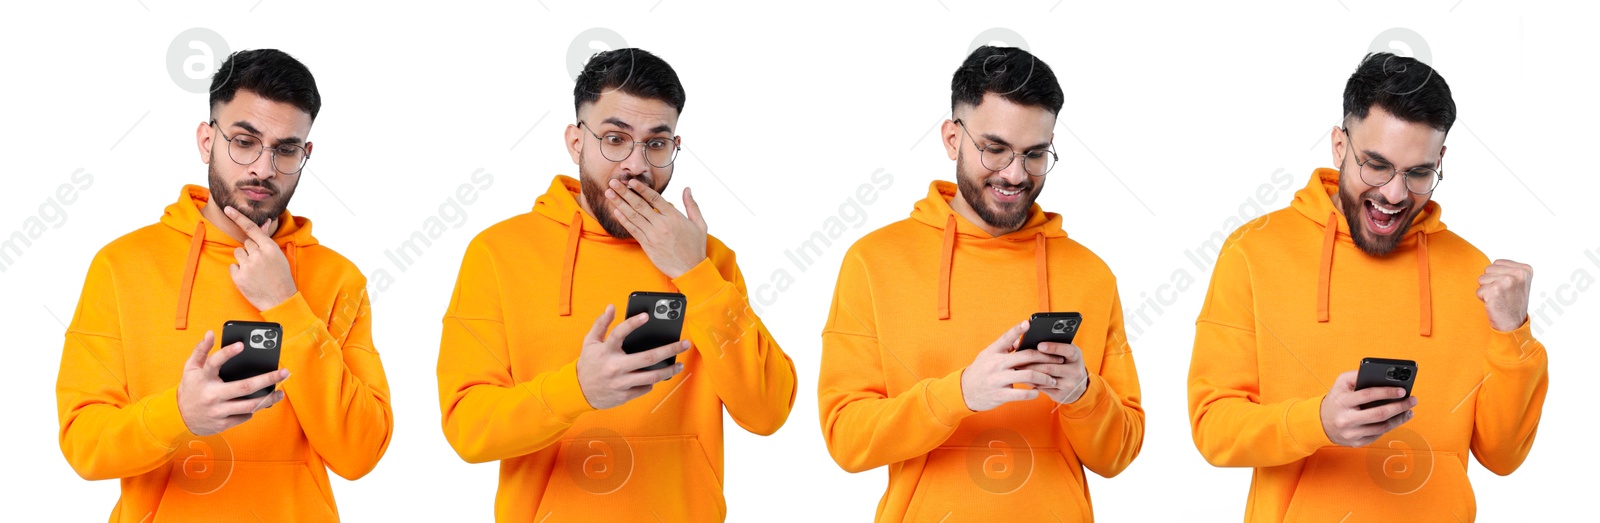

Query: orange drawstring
1417,232,1432,337
175,222,206,330
1035,232,1050,311
1317,212,1337,323
937,215,956,320
1315,211,1433,336
936,217,1053,319
558,211,582,316
285,241,299,283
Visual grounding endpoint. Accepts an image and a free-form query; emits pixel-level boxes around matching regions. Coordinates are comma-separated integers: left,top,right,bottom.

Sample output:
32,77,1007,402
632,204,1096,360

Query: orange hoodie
1188,168,1549,521
56,185,394,522
818,180,1145,522
437,175,797,522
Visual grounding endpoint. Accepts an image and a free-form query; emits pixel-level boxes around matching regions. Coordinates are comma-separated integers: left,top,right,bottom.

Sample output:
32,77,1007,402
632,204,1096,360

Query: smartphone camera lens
1065,319,1079,329
265,330,278,340
1052,319,1069,333
252,334,264,344
1386,367,1412,381
668,310,679,320
265,339,277,349
656,304,668,314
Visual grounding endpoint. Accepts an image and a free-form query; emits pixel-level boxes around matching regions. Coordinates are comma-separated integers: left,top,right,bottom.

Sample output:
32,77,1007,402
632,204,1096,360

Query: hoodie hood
532,175,636,316
161,184,316,329
1289,168,1445,336
910,180,1069,320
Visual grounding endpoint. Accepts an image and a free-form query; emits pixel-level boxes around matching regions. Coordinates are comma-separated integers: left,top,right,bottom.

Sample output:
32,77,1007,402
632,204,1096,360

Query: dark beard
207,161,293,226
955,150,1036,232
578,162,664,240
1337,162,1417,257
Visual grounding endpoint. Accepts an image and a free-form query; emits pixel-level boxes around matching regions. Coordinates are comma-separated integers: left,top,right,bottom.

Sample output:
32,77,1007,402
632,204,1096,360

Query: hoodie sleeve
57,254,194,480
259,275,393,480
1469,319,1548,475
438,238,595,463
819,248,977,473
1189,245,1334,468
1053,290,1144,478
670,248,797,436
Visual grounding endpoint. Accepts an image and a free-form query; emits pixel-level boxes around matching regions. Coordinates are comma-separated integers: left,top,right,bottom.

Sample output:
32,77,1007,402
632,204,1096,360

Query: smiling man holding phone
55,49,394,521
436,48,797,522
1186,52,1549,521
817,46,1145,522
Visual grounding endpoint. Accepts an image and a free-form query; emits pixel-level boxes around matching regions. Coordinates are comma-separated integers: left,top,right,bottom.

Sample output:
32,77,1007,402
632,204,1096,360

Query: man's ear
197,121,214,164
1329,125,1346,167
564,123,583,165
941,119,961,161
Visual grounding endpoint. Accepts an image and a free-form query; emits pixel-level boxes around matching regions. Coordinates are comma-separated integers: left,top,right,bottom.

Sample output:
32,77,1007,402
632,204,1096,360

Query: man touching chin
56,49,393,522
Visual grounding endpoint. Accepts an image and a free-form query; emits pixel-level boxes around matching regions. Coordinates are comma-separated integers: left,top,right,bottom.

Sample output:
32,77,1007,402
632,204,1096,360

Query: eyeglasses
577,121,680,168
953,119,1057,177
1341,127,1442,195
208,120,309,175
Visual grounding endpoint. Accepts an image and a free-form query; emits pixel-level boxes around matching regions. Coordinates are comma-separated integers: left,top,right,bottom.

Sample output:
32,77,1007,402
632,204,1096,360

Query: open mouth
988,183,1027,204
1363,198,1407,234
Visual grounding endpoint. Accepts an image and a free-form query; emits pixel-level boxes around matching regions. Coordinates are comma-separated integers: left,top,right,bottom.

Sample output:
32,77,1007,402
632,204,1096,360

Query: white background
2,1,1594,521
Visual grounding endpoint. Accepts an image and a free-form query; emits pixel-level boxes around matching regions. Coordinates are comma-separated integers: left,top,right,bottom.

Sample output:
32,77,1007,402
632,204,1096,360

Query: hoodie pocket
1282,445,1474,522
536,433,724,522
154,460,337,522
904,446,1091,522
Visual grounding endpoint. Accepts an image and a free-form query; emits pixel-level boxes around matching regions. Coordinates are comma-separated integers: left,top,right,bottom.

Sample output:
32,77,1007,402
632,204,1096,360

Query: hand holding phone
1018,313,1090,404
575,297,691,410
218,321,284,399
621,292,687,371
177,330,289,436
1354,358,1418,409
1018,312,1082,350
1318,359,1419,448
959,320,1063,412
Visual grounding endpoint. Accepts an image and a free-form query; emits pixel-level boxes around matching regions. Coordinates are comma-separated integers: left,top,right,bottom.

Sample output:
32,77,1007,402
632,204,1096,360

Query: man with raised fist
1187,52,1548,521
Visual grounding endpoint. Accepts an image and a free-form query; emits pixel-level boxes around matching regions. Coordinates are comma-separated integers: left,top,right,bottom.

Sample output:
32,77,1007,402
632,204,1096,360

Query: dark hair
1342,52,1454,133
573,48,686,116
209,49,321,121
951,46,1063,115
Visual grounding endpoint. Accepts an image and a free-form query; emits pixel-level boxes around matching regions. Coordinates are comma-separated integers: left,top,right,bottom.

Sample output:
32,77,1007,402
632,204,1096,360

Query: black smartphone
218,320,283,400
1354,357,1418,409
622,292,686,372
1018,312,1083,351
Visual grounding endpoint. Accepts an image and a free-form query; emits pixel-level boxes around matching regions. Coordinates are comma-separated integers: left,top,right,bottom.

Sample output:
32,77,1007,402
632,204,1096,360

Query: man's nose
1375,170,1410,204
